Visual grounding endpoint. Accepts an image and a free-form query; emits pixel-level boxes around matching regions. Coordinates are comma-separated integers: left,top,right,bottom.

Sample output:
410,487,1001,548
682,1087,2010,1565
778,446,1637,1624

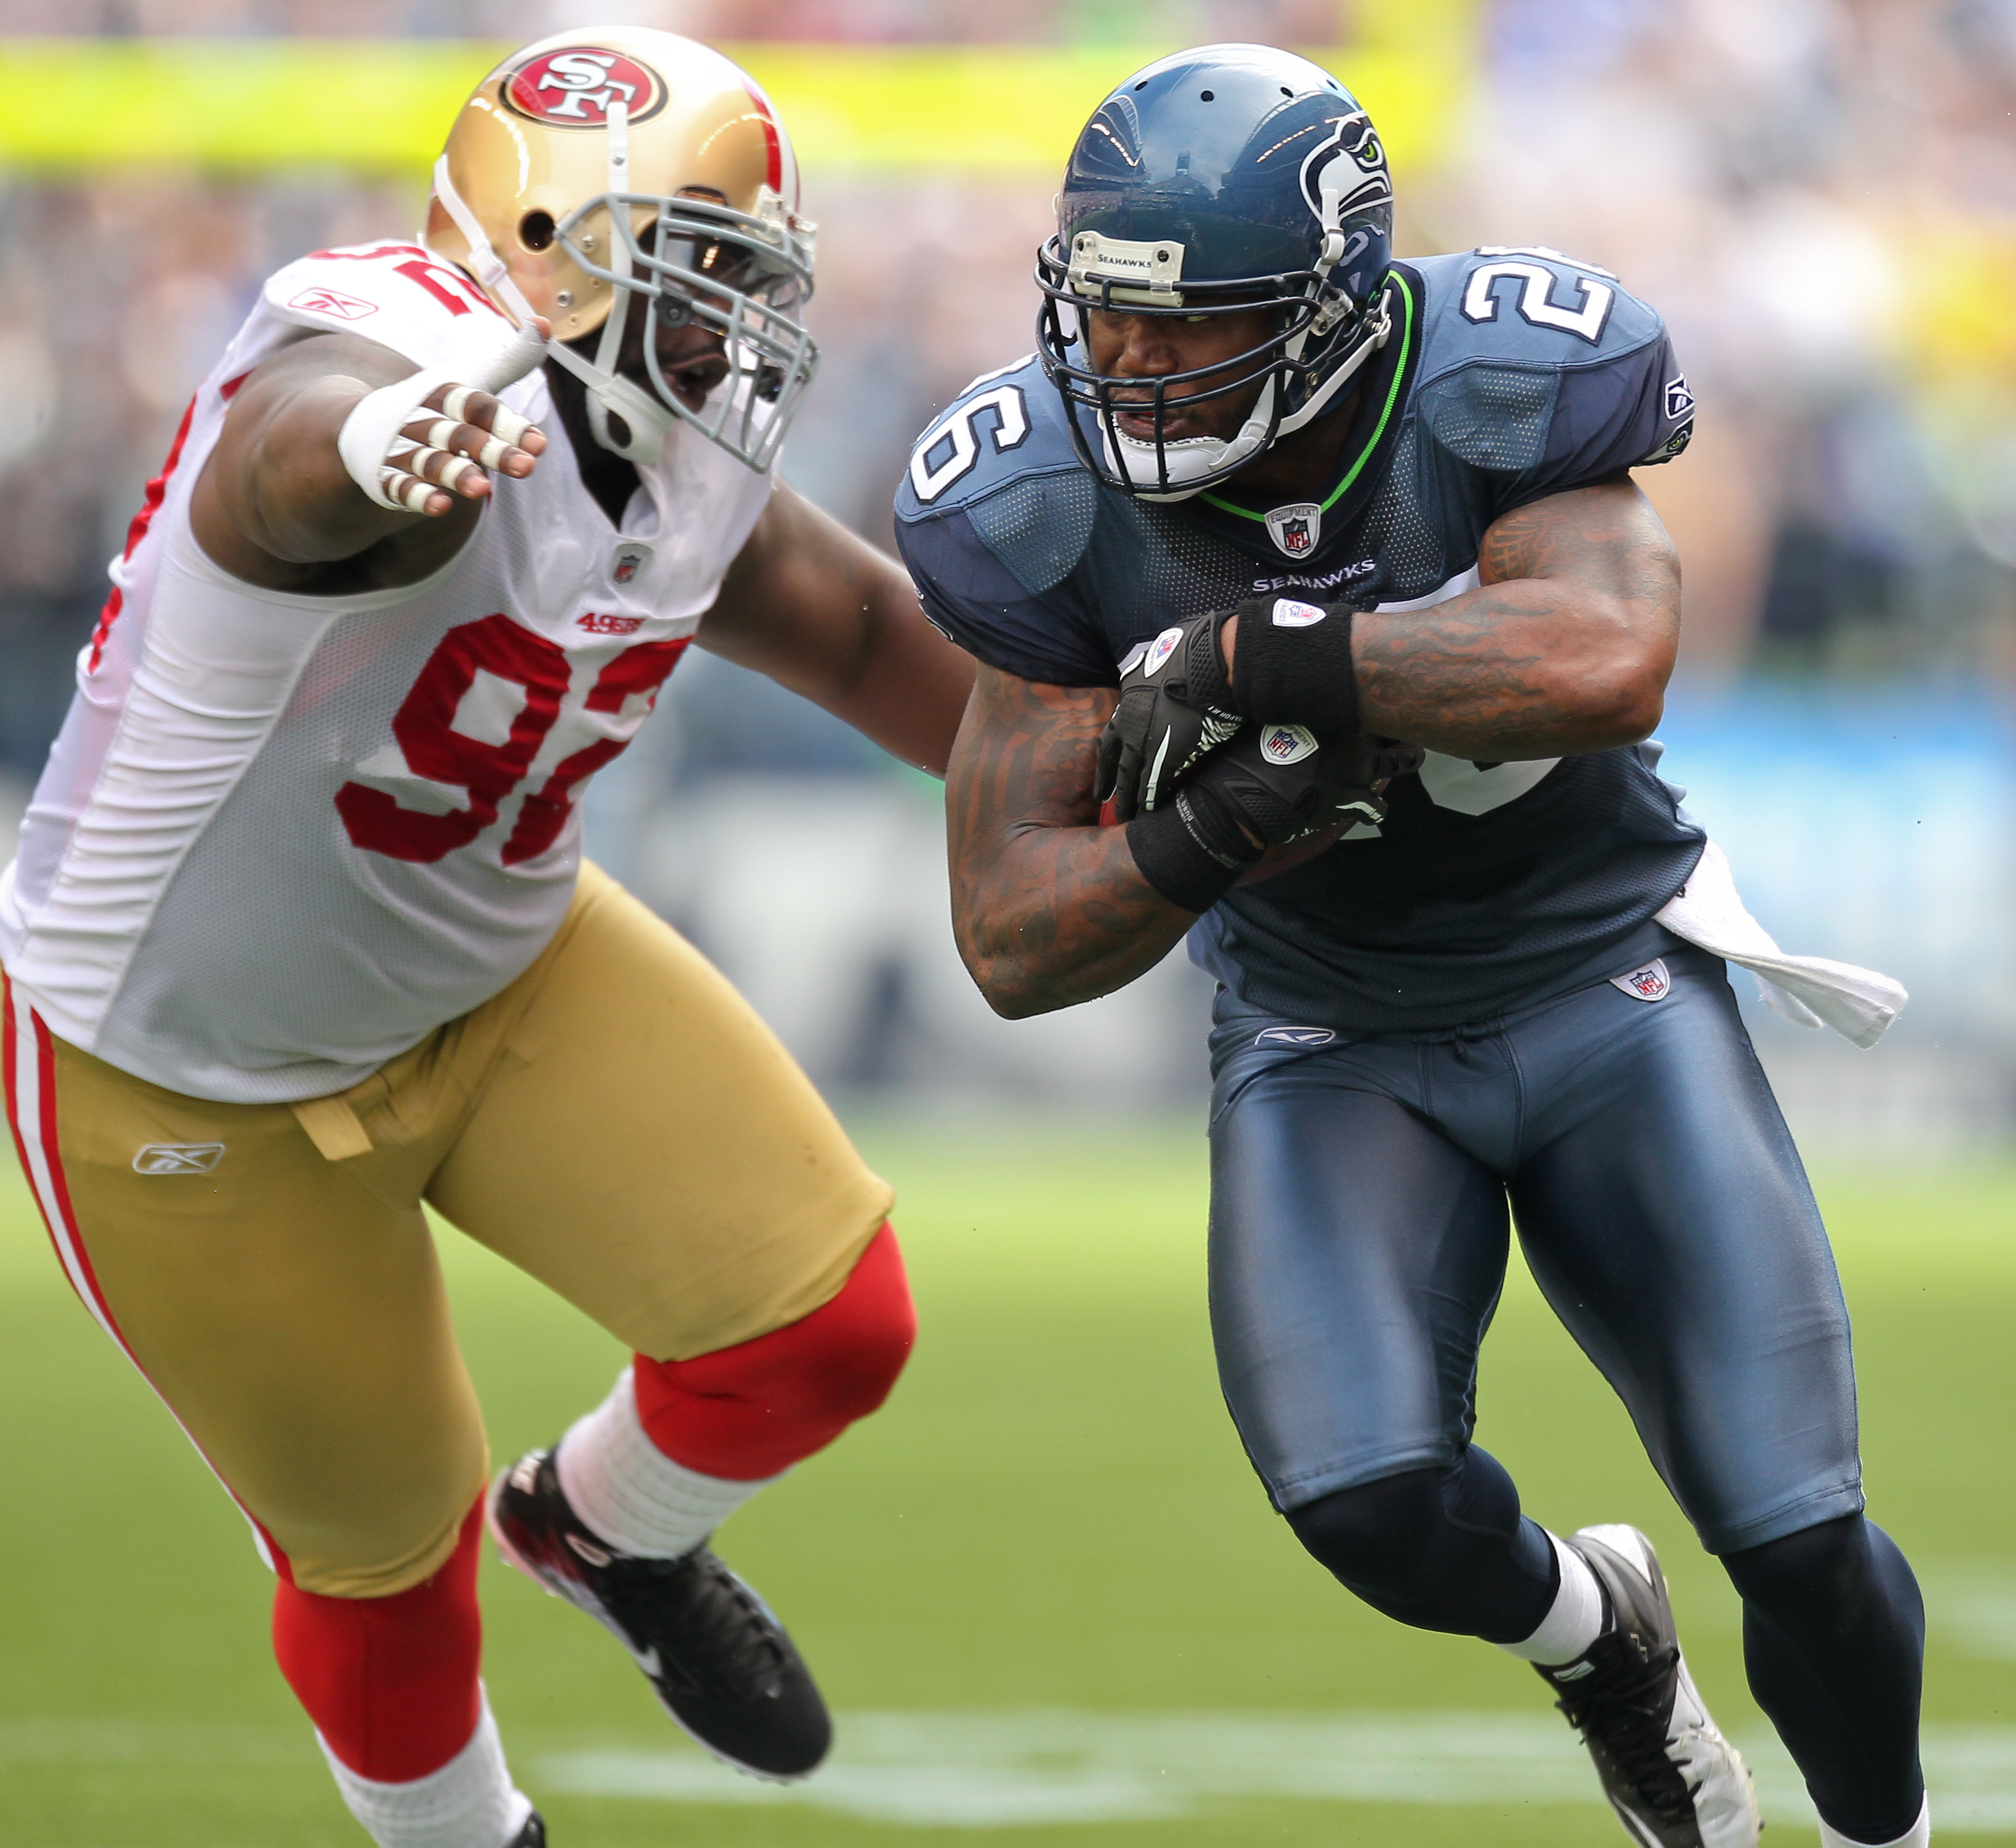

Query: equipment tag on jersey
1265,503,1322,559
611,541,653,586
1609,960,1672,1003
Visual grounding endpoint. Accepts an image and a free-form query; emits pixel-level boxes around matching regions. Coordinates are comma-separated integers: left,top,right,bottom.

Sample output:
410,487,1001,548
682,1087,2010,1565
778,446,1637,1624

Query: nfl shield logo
1259,724,1318,766
612,542,651,585
1609,959,1672,1003
1265,501,1322,558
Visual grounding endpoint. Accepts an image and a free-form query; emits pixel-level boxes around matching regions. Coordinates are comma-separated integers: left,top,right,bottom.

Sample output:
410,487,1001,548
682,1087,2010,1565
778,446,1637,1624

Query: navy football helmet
1035,44,1395,501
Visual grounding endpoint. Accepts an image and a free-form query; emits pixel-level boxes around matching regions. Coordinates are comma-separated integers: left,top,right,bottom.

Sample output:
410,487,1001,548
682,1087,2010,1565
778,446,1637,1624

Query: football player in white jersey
0,30,974,1848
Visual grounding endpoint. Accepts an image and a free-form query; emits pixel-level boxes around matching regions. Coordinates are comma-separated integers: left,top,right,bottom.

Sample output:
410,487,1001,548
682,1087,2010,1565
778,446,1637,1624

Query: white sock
1498,1531,1606,1666
319,1689,533,1848
1820,1795,1931,1848
554,1365,783,1559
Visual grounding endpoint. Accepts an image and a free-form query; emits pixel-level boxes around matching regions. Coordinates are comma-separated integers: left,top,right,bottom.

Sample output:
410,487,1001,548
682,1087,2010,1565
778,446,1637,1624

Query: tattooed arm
946,666,1197,1018
1226,476,1680,760
946,477,1677,1016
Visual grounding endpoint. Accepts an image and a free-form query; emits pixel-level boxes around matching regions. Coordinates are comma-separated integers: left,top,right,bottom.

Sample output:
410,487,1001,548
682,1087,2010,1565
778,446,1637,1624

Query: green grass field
1,1124,2010,1846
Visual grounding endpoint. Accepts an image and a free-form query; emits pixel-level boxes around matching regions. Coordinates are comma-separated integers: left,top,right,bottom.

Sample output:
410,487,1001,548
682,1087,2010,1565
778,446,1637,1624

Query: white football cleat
1536,1523,1760,1848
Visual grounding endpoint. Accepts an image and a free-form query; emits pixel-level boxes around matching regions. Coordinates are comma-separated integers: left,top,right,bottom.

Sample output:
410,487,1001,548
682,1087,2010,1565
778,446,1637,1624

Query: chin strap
428,128,673,467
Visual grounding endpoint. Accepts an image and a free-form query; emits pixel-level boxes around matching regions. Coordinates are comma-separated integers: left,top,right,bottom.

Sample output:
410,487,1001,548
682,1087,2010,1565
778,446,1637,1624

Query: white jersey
0,241,772,1104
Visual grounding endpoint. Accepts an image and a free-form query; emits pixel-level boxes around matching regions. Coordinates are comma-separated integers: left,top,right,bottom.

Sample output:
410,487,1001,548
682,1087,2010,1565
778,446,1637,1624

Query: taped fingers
434,384,536,450
336,366,544,516
374,437,487,515
401,417,515,487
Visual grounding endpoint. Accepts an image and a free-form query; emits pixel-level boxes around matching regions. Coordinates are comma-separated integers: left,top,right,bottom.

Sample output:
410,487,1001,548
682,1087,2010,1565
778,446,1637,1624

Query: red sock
271,1498,485,1782
633,1222,916,1480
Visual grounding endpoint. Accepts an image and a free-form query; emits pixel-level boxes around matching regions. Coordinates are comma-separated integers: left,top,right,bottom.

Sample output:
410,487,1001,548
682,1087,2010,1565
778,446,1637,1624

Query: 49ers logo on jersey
504,48,667,126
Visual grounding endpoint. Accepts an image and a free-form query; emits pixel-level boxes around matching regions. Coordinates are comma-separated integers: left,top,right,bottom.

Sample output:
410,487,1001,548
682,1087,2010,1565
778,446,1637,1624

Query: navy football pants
1207,946,1925,1841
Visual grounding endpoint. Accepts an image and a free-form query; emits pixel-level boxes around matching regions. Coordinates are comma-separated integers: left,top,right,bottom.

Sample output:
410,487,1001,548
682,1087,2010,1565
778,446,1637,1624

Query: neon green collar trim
1198,270,1417,526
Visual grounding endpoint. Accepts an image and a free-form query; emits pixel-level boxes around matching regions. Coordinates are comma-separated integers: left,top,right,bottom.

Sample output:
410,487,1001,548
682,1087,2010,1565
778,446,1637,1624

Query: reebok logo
1254,1026,1338,1049
132,1143,226,1175
288,287,377,321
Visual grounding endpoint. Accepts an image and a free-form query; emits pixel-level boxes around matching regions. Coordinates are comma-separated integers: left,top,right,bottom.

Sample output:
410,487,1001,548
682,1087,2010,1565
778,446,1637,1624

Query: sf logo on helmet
505,48,666,126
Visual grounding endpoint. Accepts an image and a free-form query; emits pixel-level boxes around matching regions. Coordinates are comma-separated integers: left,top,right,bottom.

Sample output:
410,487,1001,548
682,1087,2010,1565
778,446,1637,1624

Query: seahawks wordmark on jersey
898,250,1703,1032
0,242,773,1103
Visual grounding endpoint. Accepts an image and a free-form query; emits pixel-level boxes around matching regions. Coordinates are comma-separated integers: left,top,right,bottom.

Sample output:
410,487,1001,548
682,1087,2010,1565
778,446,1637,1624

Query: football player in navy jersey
898,45,1929,1848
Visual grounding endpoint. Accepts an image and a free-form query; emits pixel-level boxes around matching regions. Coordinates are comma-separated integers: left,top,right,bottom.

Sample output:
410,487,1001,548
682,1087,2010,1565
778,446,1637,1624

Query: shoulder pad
1408,248,1664,376
260,242,514,372
895,356,1086,522
1400,250,1684,475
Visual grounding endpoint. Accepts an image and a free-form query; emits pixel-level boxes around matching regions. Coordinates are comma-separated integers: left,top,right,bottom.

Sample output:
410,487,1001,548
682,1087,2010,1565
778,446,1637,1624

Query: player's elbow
959,941,1050,1020
1569,665,1665,749
951,915,1073,1020
1547,617,1672,750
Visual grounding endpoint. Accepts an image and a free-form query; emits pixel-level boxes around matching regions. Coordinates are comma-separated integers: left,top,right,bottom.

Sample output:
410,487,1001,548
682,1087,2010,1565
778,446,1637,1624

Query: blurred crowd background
0,0,2011,1144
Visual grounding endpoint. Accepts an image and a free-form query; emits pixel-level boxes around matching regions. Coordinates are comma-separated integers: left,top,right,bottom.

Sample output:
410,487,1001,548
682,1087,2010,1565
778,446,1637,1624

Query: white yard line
536,1711,2016,1831
6,1708,2006,1831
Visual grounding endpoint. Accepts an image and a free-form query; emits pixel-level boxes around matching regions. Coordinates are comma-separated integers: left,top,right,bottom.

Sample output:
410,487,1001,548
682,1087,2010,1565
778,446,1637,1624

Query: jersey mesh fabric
966,473,1099,597
1418,364,1559,471
1350,422,1444,589
897,252,1705,1033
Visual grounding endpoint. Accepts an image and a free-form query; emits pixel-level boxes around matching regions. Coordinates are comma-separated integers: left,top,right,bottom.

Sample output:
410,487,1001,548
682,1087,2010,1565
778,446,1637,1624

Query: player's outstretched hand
335,316,552,519
374,384,547,518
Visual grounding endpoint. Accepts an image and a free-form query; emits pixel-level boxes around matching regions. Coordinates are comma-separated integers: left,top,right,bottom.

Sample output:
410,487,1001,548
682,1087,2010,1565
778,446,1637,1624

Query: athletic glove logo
1260,724,1319,766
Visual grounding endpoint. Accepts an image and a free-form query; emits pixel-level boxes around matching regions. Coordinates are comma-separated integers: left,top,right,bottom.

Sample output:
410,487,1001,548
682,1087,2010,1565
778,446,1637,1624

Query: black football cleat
507,1814,545,1847
489,1448,831,1781
1537,1524,1759,1848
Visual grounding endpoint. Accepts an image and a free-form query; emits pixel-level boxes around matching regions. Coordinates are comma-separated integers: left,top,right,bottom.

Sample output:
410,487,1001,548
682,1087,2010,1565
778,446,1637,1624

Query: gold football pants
3,864,893,1598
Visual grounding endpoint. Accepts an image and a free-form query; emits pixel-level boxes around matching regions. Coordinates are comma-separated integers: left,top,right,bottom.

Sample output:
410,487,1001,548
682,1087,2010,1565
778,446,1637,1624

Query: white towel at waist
1654,839,1906,1049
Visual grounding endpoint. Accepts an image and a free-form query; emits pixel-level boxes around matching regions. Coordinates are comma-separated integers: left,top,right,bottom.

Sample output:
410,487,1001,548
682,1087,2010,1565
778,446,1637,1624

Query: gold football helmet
425,27,818,471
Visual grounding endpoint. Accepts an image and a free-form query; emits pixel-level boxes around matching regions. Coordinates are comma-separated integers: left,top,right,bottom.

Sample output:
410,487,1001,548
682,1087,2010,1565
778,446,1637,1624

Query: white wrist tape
335,318,548,512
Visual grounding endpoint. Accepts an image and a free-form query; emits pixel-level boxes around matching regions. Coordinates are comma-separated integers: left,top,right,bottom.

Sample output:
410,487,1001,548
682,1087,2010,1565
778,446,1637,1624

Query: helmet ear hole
519,211,557,252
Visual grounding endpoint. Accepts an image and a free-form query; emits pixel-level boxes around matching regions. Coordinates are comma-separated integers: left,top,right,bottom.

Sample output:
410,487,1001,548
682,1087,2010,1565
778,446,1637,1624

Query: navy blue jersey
896,250,1707,1032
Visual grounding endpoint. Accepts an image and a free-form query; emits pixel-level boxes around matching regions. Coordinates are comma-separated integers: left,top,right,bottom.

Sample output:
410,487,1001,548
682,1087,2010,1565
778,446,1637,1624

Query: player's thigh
1508,953,1860,1553
1209,1044,1511,1511
429,866,893,1362
24,1028,487,1596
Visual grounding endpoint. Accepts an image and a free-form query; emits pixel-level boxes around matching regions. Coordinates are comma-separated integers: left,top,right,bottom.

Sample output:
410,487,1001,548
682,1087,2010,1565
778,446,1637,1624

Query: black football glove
1094,613,1242,822
1126,722,1409,913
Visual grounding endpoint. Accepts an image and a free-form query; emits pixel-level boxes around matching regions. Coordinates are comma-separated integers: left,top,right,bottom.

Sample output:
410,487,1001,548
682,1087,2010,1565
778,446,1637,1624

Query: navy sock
1286,1446,1558,1644
1722,1514,1925,1843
